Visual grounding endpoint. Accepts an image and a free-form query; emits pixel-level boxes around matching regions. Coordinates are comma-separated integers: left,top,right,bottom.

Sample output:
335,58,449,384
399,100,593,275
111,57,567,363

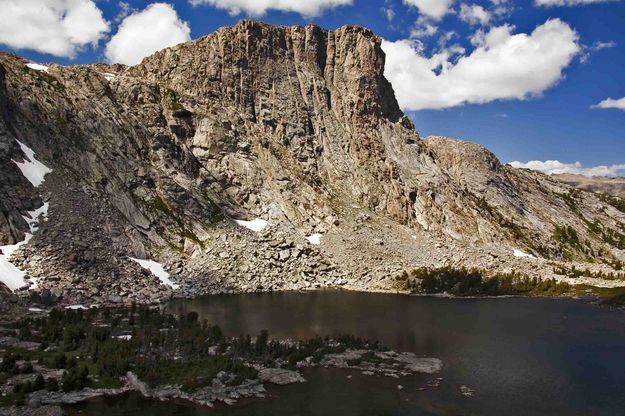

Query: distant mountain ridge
0,20,624,304
553,173,625,199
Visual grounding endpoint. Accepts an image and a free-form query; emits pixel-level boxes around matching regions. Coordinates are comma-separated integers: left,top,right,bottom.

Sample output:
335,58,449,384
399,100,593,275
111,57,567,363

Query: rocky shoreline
0,305,443,415
5,351,443,415
2,283,623,332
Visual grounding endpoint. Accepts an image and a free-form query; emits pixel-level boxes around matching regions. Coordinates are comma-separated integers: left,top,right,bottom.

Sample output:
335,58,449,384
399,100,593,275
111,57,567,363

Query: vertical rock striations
0,21,623,303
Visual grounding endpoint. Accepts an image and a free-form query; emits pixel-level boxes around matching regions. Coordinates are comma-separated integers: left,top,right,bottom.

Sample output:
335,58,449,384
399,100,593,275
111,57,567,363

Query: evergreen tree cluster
1,304,388,405
397,267,571,296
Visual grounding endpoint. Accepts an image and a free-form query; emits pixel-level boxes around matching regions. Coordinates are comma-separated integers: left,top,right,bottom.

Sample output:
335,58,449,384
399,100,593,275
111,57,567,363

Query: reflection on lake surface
68,291,625,415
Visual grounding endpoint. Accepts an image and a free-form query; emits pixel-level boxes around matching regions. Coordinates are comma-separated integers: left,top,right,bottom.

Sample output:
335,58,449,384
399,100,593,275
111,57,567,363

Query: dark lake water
67,291,625,416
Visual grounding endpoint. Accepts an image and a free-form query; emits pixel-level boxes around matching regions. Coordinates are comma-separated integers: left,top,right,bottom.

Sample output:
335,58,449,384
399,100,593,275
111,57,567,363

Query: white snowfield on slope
129,257,180,289
0,141,52,291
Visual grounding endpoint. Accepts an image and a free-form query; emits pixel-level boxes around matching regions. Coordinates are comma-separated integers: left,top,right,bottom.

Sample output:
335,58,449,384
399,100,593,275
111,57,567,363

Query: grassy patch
165,240,184,254
152,196,172,216
583,218,603,236
161,87,191,117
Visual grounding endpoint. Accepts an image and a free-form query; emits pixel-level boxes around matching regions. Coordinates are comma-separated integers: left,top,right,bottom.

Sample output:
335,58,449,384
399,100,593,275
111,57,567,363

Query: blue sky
1,0,624,175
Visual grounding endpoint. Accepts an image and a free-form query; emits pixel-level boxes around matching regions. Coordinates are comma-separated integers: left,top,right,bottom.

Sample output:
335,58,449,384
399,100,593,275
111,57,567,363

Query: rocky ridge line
0,20,623,304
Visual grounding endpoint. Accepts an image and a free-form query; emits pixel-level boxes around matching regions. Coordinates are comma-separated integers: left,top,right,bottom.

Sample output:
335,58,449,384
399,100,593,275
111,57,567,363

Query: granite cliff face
1,21,624,304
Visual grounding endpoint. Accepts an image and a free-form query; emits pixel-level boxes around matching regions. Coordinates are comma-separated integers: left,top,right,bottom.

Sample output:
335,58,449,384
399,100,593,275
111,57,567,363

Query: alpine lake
66,290,625,416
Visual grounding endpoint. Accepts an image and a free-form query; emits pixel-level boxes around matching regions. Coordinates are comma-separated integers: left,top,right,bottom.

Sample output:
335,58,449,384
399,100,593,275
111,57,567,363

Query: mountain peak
0,21,624,304
127,20,402,123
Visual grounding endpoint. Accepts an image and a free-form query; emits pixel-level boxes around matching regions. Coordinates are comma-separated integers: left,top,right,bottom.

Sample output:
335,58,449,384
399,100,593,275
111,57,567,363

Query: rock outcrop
0,20,624,304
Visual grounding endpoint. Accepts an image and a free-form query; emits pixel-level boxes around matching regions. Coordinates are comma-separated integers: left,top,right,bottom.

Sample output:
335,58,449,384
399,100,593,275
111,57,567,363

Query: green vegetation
396,267,571,297
584,218,603,236
553,224,581,248
161,87,192,117
552,223,596,260
498,216,526,242
571,285,625,307
165,240,184,254
179,228,204,249
554,190,582,214
583,218,625,250
601,227,625,250
474,195,549,257
546,191,625,258
0,306,387,406
553,265,625,280
598,288,625,307
204,199,225,223
149,195,207,250
598,193,625,214
395,266,625,308
2,374,46,406
608,259,624,271
152,196,172,216
475,196,525,240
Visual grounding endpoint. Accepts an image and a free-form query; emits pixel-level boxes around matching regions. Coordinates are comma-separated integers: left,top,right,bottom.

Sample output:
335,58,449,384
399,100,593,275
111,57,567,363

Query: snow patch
0,141,51,292
0,200,49,291
305,233,322,245
129,257,179,289
26,63,49,72
0,249,27,291
24,202,49,233
0,236,29,259
12,140,52,187
100,72,116,81
65,305,88,310
235,218,269,232
28,307,45,312
114,335,132,341
513,249,536,259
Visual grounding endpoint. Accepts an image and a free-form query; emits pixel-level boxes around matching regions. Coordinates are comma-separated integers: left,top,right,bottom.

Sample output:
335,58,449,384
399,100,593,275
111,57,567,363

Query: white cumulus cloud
115,1,133,23
382,19,580,110
403,0,455,20
459,3,491,25
579,40,616,63
592,97,625,111
105,3,191,66
189,0,352,17
410,22,439,38
535,0,617,6
509,160,625,177
0,0,109,58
